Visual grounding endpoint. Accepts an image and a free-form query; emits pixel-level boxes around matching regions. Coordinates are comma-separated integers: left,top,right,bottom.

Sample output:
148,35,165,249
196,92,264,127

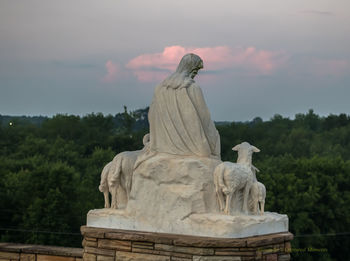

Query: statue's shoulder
154,83,163,92
187,82,204,97
185,81,200,91
191,82,200,88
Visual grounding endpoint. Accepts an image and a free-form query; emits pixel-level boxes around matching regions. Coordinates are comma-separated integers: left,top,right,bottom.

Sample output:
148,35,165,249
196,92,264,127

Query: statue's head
176,53,203,79
160,53,203,89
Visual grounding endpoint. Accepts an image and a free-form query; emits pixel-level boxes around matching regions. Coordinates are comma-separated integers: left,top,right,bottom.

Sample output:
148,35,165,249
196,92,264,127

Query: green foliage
0,110,349,260
217,112,350,261
0,110,147,246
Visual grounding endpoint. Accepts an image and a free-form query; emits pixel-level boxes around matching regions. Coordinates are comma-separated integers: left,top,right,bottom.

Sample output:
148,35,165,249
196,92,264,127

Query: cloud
126,46,186,73
301,10,334,16
126,45,287,82
225,47,287,74
102,60,120,83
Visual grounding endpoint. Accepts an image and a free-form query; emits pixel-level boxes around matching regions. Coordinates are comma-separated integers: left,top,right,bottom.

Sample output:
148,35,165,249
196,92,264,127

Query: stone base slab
87,209,288,239
81,226,293,261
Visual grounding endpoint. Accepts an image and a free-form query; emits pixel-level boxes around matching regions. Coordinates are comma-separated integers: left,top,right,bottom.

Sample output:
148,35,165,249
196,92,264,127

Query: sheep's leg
254,200,259,215
224,193,233,215
219,192,225,213
111,186,118,209
242,185,250,214
125,183,131,207
214,171,226,213
124,173,132,204
251,197,258,215
125,188,129,205
103,191,110,208
110,156,122,209
260,201,265,215
216,187,225,212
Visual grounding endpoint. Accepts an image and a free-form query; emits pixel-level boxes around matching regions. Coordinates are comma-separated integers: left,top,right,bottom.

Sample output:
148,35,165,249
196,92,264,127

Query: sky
1,0,349,121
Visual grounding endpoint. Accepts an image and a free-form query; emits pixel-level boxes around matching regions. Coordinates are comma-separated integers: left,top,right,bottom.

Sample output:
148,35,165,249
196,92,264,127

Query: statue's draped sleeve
148,83,220,158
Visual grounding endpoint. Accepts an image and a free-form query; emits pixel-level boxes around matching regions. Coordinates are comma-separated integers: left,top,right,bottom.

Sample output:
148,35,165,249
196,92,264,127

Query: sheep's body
98,161,115,208
249,181,266,215
108,150,141,209
214,162,254,214
99,134,150,209
214,142,260,215
99,150,142,209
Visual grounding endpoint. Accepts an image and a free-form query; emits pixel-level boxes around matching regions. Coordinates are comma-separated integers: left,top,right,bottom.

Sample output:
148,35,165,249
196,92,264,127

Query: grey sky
1,0,349,121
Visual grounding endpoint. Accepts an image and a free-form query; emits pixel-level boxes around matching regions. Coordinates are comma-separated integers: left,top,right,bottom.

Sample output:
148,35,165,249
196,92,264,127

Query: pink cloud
126,45,287,82
225,46,287,74
102,60,120,83
126,45,186,72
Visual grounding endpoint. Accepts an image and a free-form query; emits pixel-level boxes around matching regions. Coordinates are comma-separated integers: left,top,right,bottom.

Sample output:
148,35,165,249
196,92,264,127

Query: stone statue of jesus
148,53,221,159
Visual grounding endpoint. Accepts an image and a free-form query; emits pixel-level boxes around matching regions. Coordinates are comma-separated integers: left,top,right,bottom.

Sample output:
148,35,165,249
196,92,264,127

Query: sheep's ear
232,144,240,151
252,146,260,153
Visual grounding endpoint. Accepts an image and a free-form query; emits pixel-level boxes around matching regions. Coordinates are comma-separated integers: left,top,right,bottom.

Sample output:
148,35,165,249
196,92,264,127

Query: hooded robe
148,53,220,158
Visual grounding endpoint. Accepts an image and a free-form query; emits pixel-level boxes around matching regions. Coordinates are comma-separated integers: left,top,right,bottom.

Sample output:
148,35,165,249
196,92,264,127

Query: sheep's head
232,142,260,166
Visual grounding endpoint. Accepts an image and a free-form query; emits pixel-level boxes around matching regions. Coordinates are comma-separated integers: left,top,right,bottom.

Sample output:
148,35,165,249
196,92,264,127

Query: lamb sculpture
99,134,150,209
99,161,116,208
214,142,260,215
249,181,266,215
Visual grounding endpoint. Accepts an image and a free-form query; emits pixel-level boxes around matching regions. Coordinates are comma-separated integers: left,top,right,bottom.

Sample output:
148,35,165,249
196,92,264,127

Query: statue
213,142,264,215
148,53,220,158
89,54,288,239
249,181,266,215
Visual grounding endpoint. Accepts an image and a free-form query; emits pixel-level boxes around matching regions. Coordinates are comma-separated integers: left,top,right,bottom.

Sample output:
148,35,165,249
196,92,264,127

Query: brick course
81,226,293,261
0,243,82,261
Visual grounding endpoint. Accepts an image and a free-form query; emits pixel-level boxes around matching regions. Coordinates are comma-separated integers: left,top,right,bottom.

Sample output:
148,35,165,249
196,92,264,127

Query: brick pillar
81,226,293,261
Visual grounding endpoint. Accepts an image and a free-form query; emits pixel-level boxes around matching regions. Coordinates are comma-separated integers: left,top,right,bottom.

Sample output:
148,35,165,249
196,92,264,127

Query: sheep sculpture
214,142,260,215
99,134,150,209
249,181,266,215
99,161,116,208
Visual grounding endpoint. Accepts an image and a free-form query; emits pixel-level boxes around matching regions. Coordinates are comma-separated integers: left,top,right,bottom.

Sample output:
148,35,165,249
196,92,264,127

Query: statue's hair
176,53,203,74
160,53,203,89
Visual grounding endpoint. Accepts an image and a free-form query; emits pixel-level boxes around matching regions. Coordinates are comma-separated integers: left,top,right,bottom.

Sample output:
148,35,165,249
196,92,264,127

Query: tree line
0,109,349,260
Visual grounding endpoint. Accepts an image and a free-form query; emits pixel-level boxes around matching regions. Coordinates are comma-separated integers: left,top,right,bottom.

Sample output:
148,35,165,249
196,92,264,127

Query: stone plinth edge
81,225,293,260
0,242,82,261
87,209,289,239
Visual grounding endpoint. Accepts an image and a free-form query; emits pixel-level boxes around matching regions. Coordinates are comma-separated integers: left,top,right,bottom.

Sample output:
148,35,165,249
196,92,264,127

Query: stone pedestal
87,209,288,239
90,153,289,239
81,226,293,261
